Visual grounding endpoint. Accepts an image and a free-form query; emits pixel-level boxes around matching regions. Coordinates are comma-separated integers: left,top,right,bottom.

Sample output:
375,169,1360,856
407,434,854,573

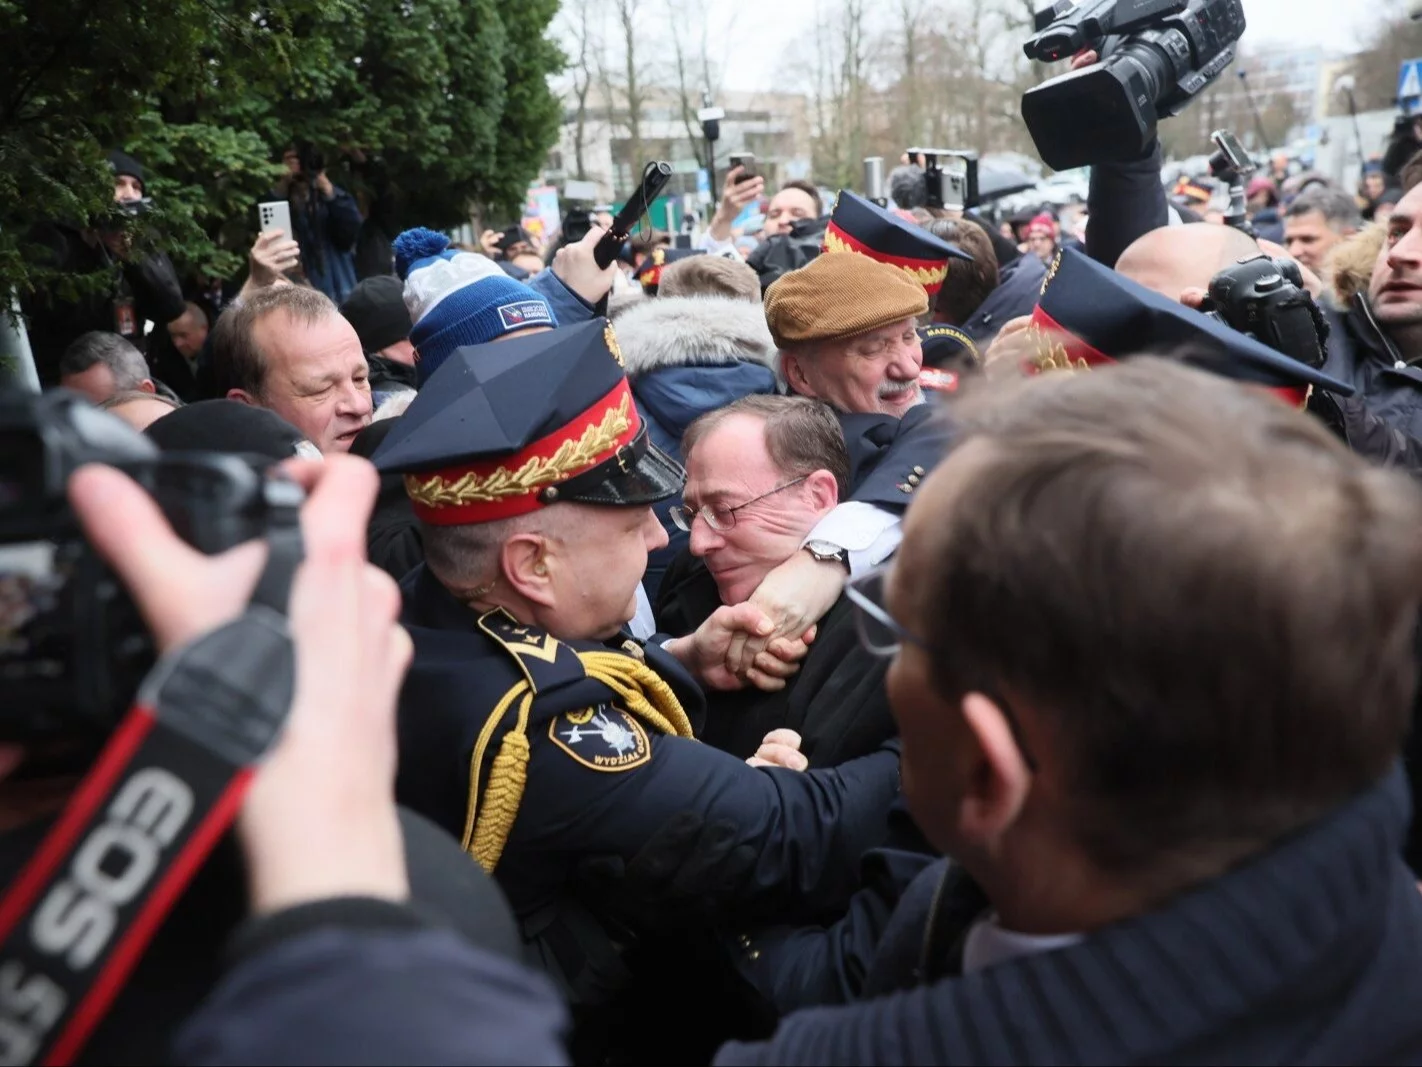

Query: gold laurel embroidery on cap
1040,250,1063,296
406,393,632,507
822,229,945,285
604,322,625,368
1025,321,1090,375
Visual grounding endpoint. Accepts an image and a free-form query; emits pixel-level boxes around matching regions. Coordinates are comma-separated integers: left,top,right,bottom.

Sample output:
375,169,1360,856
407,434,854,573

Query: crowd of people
11,37,1422,1066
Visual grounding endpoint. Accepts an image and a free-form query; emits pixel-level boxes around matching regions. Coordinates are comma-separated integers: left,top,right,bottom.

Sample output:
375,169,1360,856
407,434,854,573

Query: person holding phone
704,162,767,253
274,143,363,303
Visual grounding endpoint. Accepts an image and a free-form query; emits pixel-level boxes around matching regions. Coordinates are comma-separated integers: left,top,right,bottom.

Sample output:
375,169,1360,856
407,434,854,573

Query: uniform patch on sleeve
549,706,650,772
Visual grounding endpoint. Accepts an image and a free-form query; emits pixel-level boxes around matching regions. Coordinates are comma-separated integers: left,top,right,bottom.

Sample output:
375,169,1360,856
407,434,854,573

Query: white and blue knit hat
392,228,558,387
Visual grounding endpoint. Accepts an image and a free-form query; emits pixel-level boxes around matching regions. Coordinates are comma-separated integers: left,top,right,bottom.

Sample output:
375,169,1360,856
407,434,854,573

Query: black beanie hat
106,149,146,192
145,399,317,463
340,275,413,355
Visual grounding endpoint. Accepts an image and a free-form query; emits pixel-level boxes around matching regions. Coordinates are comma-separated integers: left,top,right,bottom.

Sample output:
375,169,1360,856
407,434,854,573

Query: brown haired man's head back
885,358,1422,931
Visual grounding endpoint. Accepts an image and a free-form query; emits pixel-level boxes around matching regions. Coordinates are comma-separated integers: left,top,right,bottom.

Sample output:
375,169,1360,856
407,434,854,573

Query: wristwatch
804,540,849,568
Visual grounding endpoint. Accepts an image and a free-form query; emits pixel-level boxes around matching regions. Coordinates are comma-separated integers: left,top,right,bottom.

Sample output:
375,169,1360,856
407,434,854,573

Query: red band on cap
823,223,949,295
1026,306,1115,371
1030,307,1312,409
404,378,642,525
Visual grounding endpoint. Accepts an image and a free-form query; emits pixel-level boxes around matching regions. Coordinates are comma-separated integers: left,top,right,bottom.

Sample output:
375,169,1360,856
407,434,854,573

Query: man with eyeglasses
655,395,897,768
720,251,955,688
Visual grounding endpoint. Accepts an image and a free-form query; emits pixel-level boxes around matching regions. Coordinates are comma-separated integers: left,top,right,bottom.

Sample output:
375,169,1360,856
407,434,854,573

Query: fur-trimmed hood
612,295,776,378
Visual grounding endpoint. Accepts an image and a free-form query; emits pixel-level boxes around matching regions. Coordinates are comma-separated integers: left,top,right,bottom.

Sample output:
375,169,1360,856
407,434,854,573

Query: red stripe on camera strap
0,706,258,1066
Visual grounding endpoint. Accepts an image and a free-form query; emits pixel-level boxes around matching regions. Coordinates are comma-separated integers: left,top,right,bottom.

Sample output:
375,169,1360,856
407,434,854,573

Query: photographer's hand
68,456,412,912
238,457,411,912
550,223,619,305
314,172,335,200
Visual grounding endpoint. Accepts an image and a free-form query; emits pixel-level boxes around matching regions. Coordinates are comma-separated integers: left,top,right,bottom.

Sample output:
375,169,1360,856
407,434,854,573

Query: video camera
907,148,980,212
1202,254,1329,370
0,391,302,746
1021,0,1245,171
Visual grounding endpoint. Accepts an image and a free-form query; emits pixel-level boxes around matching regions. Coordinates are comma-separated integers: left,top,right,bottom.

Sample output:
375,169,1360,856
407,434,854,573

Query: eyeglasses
847,565,1038,770
669,476,808,533
844,567,927,657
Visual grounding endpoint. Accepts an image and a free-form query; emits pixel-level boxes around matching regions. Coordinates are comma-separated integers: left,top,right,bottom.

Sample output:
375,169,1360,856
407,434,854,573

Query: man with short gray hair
1285,186,1362,275
59,331,162,404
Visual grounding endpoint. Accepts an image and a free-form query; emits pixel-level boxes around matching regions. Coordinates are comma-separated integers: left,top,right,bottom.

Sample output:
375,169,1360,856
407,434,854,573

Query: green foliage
489,0,567,215
2,0,564,307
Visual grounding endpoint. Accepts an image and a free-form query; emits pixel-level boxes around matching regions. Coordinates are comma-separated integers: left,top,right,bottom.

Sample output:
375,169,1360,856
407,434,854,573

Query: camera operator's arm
314,173,364,253
1088,138,1168,268
1071,50,1169,268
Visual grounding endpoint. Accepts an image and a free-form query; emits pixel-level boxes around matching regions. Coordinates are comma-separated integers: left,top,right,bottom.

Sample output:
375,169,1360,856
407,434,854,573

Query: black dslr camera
1021,0,1245,171
1201,254,1329,369
0,391,302,745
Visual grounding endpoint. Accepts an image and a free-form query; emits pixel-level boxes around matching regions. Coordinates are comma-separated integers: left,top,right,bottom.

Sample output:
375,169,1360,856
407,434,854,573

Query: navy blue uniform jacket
395,564,901,928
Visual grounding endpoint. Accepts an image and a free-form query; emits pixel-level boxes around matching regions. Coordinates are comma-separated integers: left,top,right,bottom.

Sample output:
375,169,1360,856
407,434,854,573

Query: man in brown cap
765,253,928,417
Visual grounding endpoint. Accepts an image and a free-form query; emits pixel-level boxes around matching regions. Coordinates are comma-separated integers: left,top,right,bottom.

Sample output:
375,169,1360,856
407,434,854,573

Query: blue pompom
393,227,452,279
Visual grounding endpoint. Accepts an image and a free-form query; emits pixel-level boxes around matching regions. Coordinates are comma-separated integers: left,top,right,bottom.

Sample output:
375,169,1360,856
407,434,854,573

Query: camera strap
0,527,303,1066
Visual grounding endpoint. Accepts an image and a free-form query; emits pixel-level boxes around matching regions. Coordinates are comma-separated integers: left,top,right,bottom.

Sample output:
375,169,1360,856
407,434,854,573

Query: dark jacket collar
368,353,418,392
902,768,1417,1063
963,251,1047,343
401,563,481,633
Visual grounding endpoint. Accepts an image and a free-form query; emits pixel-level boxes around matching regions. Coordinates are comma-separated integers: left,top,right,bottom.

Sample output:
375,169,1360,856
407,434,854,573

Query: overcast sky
717,0,1381,93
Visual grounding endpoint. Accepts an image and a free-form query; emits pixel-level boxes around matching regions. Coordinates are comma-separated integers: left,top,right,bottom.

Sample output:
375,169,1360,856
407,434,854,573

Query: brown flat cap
764,253,929,348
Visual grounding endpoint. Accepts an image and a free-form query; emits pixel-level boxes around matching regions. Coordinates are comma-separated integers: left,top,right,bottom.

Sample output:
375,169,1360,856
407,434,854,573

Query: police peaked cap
1026,248,1354,406
632,247,704,292
372,318,684,525
822,190,969,295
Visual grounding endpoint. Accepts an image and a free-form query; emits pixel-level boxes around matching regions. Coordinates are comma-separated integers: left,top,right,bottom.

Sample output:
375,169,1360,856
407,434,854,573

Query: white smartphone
258,200,292,237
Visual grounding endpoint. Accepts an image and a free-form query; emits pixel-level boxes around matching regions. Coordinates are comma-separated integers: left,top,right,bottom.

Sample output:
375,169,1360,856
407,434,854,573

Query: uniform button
1396,360,1408,370
739,934,751,947
912,465,925,476
749,950,761,961
908,474,921,486
897,483,913,494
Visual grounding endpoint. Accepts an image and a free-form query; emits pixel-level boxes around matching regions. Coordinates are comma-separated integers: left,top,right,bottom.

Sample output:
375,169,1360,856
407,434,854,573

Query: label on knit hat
497,300,554,331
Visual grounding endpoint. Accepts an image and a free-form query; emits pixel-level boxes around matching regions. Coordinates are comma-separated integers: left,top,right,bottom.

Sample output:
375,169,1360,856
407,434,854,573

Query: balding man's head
1116,224,1260,301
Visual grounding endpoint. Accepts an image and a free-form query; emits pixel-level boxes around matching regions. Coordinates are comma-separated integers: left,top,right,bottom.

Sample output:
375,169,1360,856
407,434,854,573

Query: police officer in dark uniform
371,319,900,1029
